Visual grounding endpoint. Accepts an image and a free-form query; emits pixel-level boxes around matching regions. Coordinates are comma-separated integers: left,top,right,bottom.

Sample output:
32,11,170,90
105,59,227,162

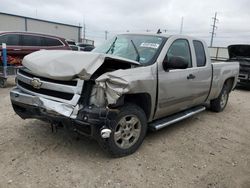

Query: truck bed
209,61,239,100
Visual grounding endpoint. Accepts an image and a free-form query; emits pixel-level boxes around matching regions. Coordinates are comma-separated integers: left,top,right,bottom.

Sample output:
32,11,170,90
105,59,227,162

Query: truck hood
22,50,139,81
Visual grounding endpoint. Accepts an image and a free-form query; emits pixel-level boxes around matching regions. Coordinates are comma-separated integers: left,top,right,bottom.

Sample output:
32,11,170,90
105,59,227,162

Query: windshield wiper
106,37,117,54
131,40,140,62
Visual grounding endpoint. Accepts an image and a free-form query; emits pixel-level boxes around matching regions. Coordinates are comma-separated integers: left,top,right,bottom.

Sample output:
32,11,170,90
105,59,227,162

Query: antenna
157,29,162,34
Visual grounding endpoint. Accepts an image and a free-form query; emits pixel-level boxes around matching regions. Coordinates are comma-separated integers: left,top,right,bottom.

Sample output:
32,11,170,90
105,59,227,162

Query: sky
0,0,250,46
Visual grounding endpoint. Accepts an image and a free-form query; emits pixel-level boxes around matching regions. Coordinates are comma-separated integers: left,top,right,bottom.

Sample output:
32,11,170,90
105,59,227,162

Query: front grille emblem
31,78,42,89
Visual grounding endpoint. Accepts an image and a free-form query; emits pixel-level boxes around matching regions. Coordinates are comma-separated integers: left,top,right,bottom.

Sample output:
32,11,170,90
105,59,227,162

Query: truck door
155,39,196,119
155,39,211,119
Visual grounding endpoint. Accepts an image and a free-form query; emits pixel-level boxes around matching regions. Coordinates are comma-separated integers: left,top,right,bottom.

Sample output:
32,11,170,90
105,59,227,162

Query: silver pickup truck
10,34,239,157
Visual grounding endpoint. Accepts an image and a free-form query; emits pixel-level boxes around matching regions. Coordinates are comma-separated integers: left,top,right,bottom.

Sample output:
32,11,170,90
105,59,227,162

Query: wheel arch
224,77,235,92
111,93,152,121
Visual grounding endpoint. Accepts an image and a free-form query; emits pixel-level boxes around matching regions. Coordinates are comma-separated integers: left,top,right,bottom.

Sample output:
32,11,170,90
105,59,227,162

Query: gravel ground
0,79,250,188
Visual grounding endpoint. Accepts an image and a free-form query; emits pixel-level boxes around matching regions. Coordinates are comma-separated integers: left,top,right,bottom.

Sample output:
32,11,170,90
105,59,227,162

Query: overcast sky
0,0,250,46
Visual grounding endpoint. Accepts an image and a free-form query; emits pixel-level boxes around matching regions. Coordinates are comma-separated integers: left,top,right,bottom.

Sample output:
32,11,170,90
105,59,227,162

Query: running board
149,106,206,131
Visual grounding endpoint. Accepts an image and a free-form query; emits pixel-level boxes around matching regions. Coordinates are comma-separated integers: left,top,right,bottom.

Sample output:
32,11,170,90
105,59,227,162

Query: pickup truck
10,34,239,157
228,44,250,87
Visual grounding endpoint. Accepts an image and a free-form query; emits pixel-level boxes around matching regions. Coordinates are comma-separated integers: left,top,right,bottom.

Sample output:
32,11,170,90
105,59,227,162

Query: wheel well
224,77,235,92
121,93,152,120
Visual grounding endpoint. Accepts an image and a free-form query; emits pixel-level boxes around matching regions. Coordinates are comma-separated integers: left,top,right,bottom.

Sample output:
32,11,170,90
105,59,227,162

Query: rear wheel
100,103,147,157
210,84,229,112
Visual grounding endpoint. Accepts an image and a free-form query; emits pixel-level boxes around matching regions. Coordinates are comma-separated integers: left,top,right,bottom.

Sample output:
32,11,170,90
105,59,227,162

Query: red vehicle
0,31,71,66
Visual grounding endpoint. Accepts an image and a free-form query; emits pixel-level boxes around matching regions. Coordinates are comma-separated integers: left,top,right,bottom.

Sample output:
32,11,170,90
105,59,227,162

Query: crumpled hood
22,50,139,81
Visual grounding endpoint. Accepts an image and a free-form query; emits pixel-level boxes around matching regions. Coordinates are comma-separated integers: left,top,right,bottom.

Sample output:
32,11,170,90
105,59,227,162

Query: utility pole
83,23,86,40
180,17,184,34
210,12,219,47
105,30,108,40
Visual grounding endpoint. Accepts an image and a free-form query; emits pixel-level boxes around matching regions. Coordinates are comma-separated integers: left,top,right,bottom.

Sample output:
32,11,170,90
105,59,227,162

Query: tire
210,84,229,112
100,103,147,157
0,78,7,88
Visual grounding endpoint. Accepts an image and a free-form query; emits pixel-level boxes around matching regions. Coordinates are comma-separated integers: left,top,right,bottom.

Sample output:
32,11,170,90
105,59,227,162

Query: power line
210,12,219,47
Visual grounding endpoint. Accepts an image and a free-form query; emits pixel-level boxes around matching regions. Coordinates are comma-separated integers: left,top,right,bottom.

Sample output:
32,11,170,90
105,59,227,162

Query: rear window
193,40,206,67
0,34,20,45
44,38,63,46
21,35,43,46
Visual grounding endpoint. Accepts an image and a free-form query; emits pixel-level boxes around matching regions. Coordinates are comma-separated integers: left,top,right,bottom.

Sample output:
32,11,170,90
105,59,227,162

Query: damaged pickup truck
10,34,239,157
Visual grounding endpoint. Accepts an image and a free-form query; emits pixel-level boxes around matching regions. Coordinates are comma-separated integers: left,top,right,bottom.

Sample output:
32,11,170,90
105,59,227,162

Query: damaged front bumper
10,87,79,119
10,87,117,138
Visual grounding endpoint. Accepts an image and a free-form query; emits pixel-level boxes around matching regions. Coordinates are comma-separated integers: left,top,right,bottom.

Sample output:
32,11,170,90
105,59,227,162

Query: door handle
13,49,21,51
187,74,196,80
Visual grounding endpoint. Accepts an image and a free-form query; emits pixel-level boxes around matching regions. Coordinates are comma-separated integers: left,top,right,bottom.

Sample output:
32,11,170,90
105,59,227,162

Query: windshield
93,34,165,65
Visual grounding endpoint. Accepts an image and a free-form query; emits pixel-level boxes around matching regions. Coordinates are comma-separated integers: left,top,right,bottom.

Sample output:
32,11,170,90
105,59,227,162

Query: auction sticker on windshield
140,43,160,49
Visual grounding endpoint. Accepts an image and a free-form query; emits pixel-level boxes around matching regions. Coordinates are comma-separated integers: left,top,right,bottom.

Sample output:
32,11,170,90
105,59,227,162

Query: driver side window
167,39,192,68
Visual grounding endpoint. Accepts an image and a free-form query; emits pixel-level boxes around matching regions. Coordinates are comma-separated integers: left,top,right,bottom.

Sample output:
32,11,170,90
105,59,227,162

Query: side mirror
162,56,188,71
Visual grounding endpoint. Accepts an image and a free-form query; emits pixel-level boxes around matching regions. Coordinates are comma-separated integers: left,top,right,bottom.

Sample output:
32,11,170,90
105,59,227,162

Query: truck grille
239,61,250,74
240,67,250,74
16,68,84,105
18,69,78,86
17,80,74,100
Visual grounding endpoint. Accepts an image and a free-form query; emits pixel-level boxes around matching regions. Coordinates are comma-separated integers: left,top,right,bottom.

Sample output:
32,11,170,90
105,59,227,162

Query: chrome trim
10,87,39,107
17,71,83,94
16,69,84,106
10,87,78,118
154,106,206,130
17,83,81,105
238,74,248,80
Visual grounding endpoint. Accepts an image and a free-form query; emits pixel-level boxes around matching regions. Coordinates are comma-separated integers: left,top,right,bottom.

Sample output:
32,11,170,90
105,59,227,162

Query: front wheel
100,103,147,157
210,84,229,112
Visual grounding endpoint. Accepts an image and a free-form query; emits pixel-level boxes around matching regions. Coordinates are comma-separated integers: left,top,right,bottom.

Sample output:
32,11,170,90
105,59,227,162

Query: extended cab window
193,40,206,67
0,34,20,45
21,35,43,46
167,39,192,68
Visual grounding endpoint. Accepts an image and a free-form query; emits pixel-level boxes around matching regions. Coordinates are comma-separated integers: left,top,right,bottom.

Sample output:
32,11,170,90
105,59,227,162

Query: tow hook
101,128,112,138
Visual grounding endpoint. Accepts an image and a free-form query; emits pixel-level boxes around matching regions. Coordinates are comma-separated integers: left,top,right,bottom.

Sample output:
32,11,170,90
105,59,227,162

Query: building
0,12,82,42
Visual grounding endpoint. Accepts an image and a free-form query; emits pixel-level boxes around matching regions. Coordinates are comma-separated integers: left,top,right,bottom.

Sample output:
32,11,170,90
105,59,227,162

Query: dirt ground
0,79,249,188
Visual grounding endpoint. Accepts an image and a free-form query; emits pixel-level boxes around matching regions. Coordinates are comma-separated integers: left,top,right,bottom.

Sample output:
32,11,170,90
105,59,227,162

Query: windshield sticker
140,43,160,49
140,57,146,61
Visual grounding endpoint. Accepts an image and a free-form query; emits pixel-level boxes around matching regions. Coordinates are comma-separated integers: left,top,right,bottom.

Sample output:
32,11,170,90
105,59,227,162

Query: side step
149,106,206,131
